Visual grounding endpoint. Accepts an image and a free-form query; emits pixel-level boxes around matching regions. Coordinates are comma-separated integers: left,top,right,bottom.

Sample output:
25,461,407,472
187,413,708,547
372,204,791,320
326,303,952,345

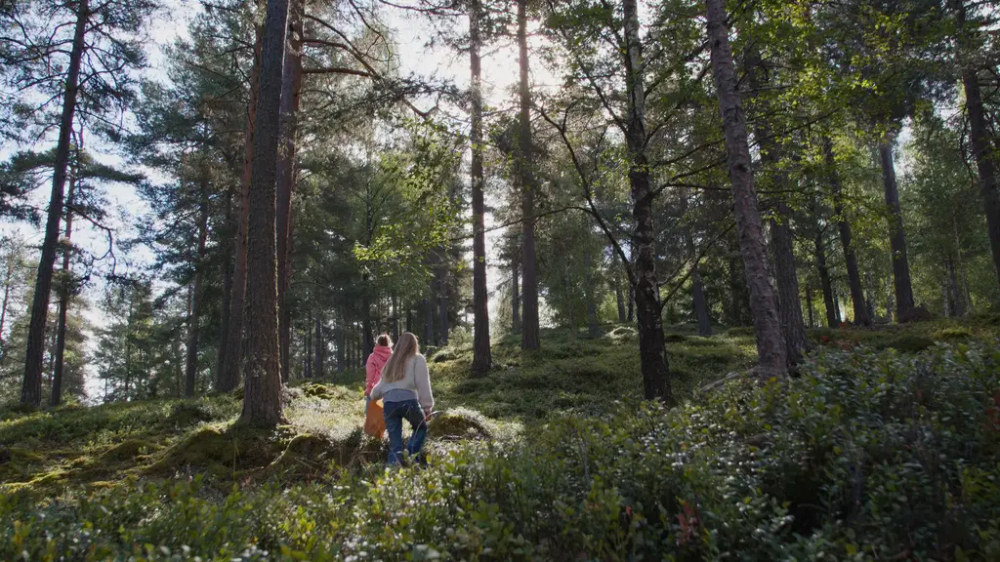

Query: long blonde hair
381,332,419,383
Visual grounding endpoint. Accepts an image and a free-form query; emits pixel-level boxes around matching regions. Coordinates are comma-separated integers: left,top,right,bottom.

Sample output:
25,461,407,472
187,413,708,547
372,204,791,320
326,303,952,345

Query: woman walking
364,334,392,414
369,332,434,465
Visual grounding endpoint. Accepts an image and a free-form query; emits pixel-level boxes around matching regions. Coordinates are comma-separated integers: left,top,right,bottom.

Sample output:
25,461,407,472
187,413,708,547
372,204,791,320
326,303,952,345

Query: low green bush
664,332,688,343
3,342,999,560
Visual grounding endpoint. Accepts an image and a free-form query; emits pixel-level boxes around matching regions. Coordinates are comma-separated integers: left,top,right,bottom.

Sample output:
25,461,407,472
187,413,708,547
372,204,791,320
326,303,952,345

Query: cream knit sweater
369,354,434,414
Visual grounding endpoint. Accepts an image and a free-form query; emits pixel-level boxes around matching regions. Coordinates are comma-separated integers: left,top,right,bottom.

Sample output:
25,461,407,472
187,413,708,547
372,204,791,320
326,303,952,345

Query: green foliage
3,341,999,560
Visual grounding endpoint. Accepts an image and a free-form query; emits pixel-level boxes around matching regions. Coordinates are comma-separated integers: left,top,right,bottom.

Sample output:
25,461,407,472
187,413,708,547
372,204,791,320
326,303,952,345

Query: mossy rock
265,430,384,477
0,447,45,481
549,343,602,359
429,413,491,441
607,326,637,341
147,426,289,477
300,383,335,400
101,439,156,462
936,327,972,340
671,368,693,381
454,376,496,395
885,334,936,353
664,333,688,343
898,305,933,324
164,402,214,427
683,336,718,347
431,349,458,363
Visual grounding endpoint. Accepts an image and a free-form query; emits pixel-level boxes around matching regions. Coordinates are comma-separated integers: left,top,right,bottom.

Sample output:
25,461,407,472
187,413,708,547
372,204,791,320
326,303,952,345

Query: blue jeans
383,399,428,466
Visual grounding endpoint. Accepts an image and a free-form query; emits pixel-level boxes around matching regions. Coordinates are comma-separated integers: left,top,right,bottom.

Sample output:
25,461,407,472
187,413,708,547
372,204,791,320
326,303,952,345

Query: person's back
365,334,393,397
369,332,434,465
372,354,434,413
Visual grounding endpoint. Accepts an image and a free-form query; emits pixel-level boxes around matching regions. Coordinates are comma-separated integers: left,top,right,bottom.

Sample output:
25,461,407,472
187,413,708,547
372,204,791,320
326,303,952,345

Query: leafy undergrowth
1,320,999,560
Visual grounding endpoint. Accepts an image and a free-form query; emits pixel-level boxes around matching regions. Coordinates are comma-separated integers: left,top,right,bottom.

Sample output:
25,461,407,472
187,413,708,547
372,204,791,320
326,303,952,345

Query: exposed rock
898,305,933,324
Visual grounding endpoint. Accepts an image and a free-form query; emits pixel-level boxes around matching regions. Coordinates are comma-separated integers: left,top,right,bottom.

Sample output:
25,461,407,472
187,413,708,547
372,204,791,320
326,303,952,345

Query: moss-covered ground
2,316,998,495
0,316,1000,561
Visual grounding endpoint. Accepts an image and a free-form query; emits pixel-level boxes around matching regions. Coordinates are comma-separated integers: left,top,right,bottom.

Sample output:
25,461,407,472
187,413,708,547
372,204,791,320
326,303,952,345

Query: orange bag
364,398,385,437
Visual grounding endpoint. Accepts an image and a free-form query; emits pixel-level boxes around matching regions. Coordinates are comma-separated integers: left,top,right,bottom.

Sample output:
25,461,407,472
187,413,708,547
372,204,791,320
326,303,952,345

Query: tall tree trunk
336,320,345,374
952,0,1000,297
727,254,742,324
469,0,492,375
21,0,88,406
516,0,540,350
769,208,806,363
357,331,363,367
51,162,78,407
185,169,210,398
948,254,964,317
805,282,814,327
125,292,136,399
825,137,871,326
511,259,521,334
239,0,289,427
614,252,627,323
0,248,14,364
585,250,599,338
172,326,182,397
363,292,373,358
436,260,449,345
217,182,235,390
812,220,839,327
745,40,806,363
626,247,635,322
218,24,263,393
315,314,325,378
276,0,303,383
563,271,575,340
687,234,712,337
304,313,312,378
623,0,671,402
422,295,433,345
706,0,786,379
954,220,972,314
878,133,915,319
406,304,413,334
391,294,400,340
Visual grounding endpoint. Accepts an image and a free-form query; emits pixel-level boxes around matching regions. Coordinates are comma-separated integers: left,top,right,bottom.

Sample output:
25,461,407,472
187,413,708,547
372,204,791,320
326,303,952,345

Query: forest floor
2,317,1000,560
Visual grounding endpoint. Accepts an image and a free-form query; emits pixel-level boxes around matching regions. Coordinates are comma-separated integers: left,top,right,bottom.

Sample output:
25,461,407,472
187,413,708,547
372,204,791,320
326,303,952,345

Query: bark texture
624,0,671,402
770,208,806,364
50,165,77,406
184,169,210,397
953,0,1000,295
469,0,492,375
315,315,325,378
812,221,839,327
239,0,289,427
217,25,262,393
511,260,520,334
706,0,786,379
276,0,303,383
516,0,540,350
614,252,626,323
21,0,88,406
585,251,599,338
436,260,449,345
878,133,915,319
825,137,871,326
686,236,712,337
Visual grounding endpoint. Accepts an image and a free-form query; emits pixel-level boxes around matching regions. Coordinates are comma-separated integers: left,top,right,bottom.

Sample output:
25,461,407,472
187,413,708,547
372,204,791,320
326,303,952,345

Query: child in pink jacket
365,334,393,412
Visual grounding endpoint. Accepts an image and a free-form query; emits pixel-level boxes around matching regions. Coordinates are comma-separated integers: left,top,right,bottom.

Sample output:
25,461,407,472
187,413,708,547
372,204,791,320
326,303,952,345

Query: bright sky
2,0,561,398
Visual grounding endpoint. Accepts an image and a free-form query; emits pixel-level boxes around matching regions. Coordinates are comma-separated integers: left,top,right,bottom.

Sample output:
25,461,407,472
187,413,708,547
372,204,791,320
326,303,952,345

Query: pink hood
365,345,392,394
